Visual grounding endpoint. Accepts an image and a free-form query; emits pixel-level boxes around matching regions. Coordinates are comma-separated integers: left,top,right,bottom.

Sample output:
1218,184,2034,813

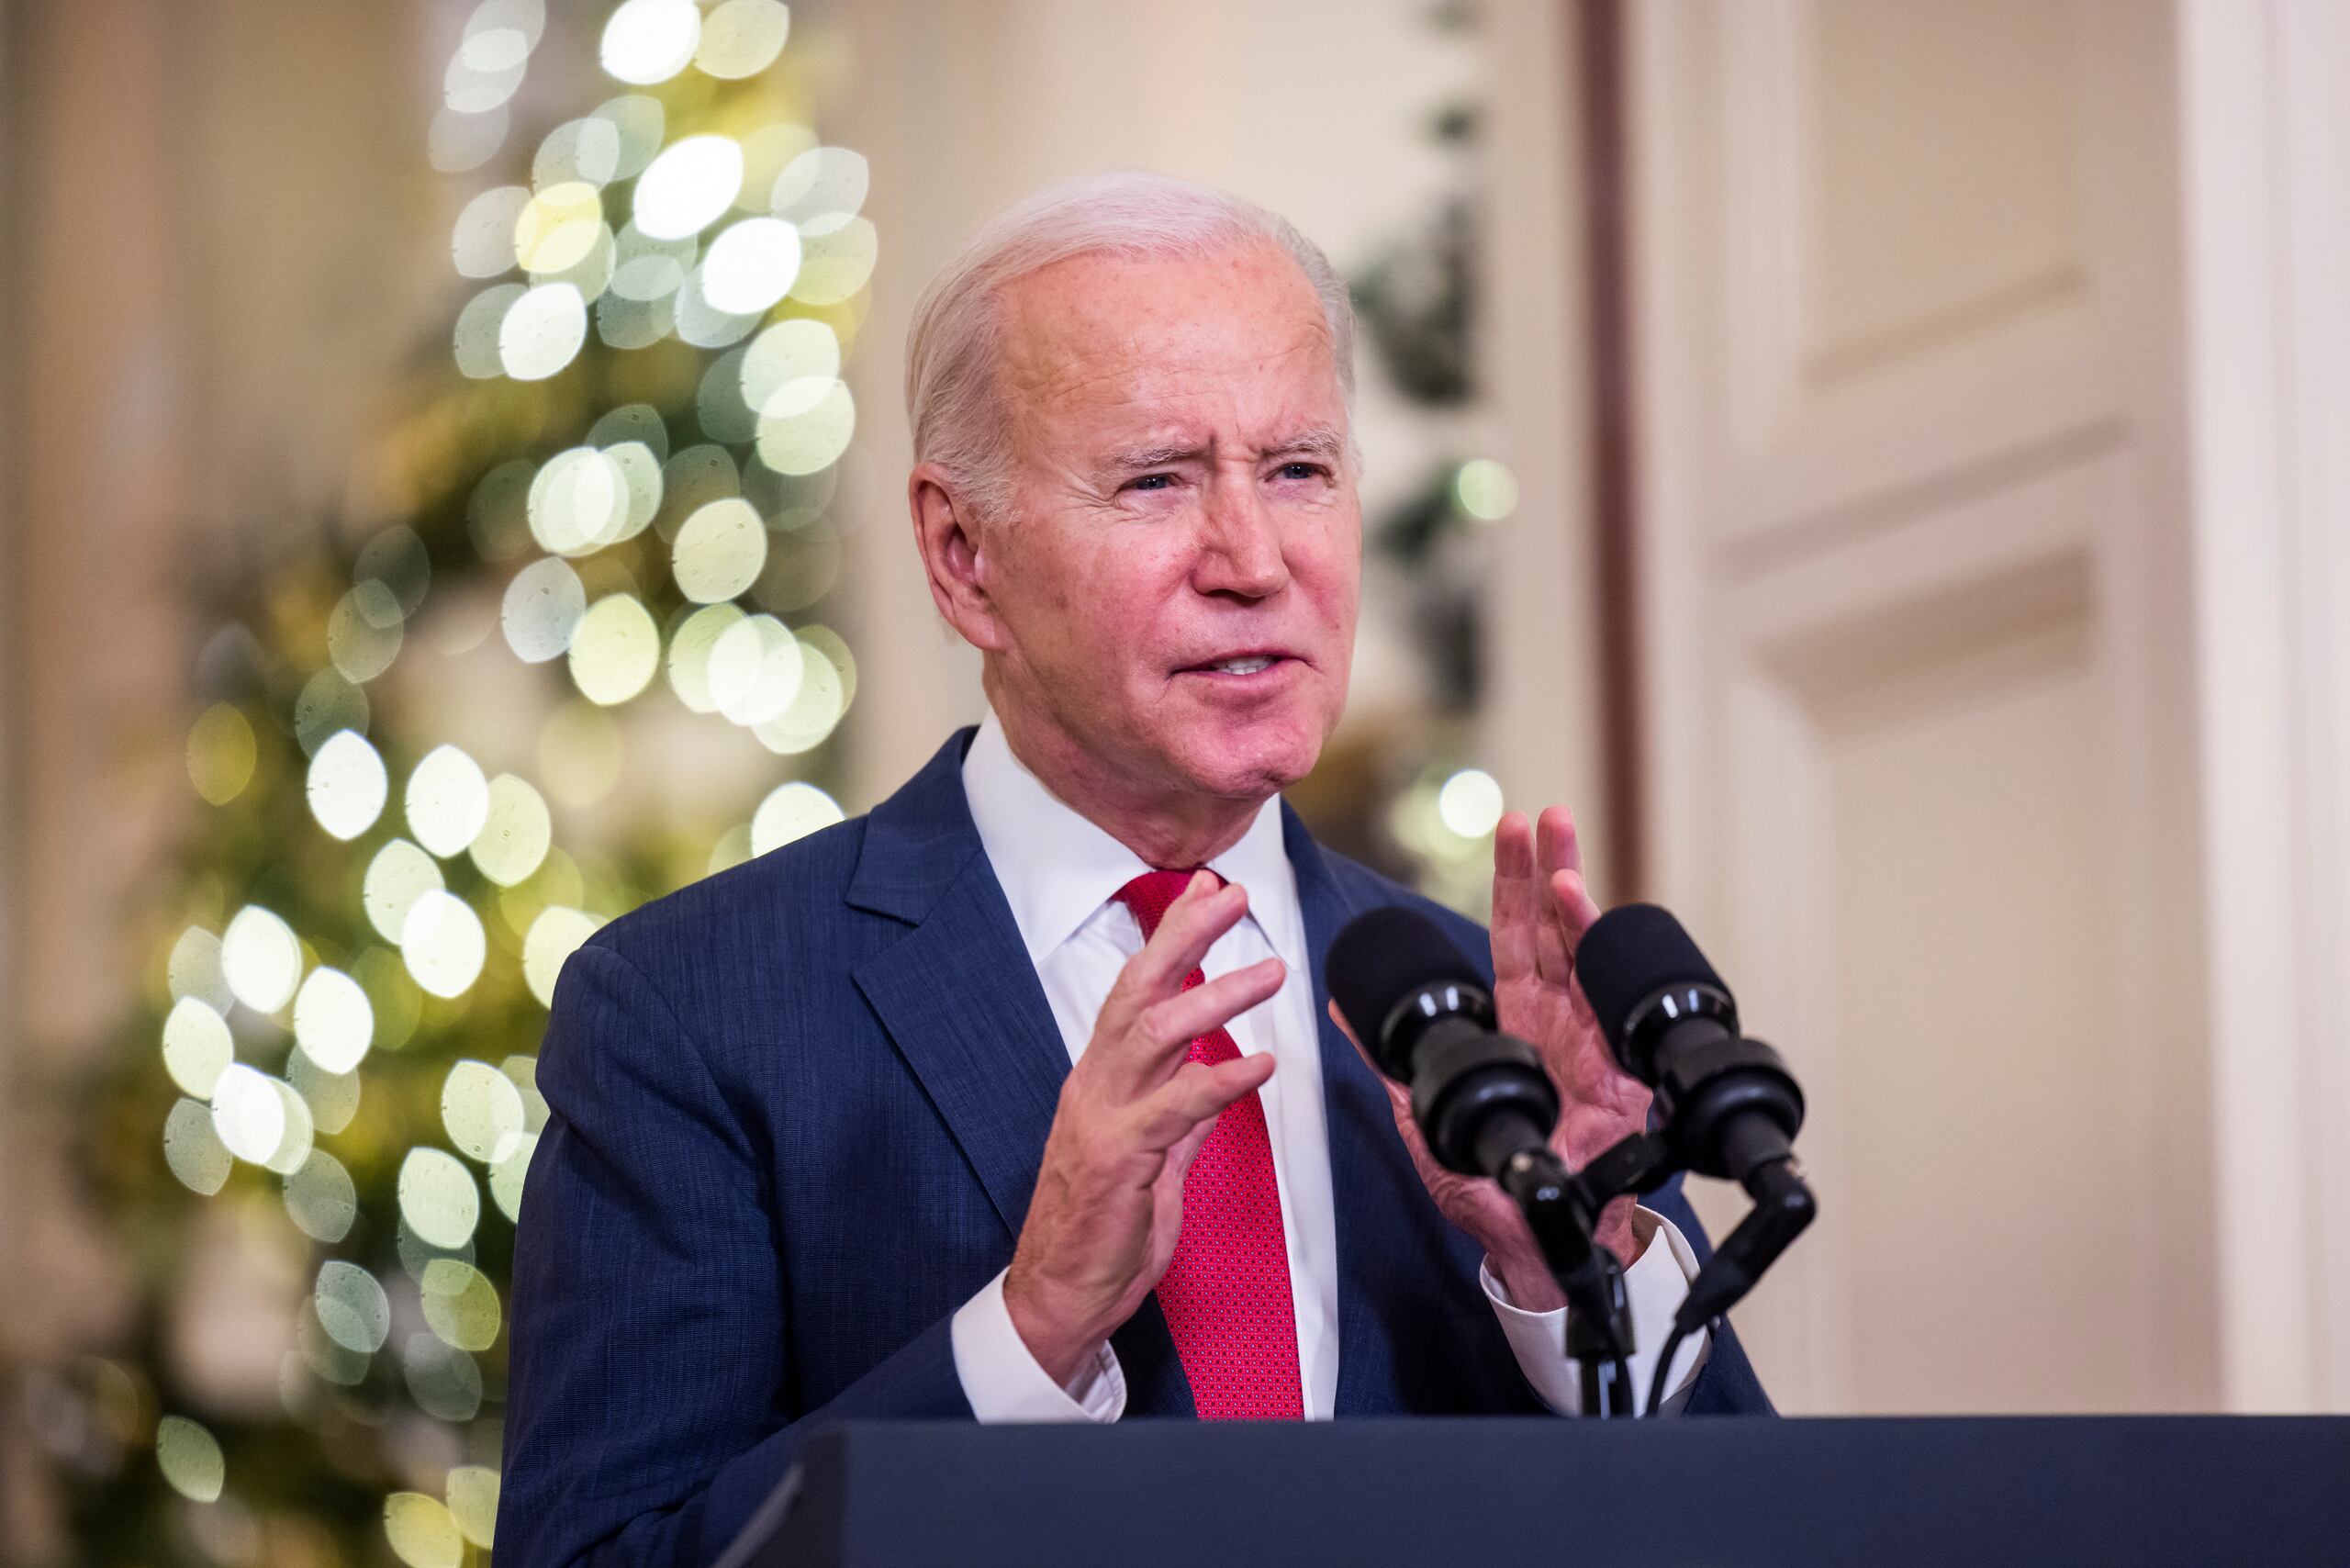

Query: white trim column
2179,0,2350,1412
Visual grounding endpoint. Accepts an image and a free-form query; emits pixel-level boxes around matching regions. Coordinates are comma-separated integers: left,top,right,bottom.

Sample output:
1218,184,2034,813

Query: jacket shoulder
1308,840,1494,981
578,811,872,988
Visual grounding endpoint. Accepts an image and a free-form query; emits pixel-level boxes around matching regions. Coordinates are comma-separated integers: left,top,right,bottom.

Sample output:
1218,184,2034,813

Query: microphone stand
1496,1131,1684,1417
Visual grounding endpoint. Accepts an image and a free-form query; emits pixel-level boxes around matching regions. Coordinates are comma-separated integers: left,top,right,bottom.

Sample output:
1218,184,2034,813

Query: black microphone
1573,902,1806,1190
1576,903,1816,1394
1326,906,1558,1181
1329,905,1642,1409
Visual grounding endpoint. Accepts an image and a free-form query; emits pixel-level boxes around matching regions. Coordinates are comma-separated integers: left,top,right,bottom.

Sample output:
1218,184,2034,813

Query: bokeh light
787,217,877,306
498,282,588,380
700,218,800,314
514,183,605,273
308,729,389,840
599,0,700,86
755,376,856,474
210,1064,287,1166
710,612,803,724
401,890,487,999
162,998,232,1099
398,1148,482,1250
186,703,257,806
751,780,843,856
316,1260,391,1354
472,773,554,885
672,498,768,602
695,0,791,78
155,1417,224,1504
502,555,589,662
285,1150,359,1243
568,594,661,704
1454,458,1520,521
522,906,600,1007
1437,767,1506,839
365,839,445,943
446,1467,501,1550
453,185,531,276
421,1260,503,1351
407,745,491,858
221,904,301,1014
634,134,744,240
770,145,868,225
163,1100,233,1195
293,967,374,1073
442,1060,527,1164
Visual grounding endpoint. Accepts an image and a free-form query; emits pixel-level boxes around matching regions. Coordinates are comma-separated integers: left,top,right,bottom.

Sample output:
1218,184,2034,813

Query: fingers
1491,812,1539,984
1535,804,1584,880
1524,808,1585,987
1550,866,1601,950
1096,871,1247,1039
1138,958,1284,1064
1136,1051,1277,1148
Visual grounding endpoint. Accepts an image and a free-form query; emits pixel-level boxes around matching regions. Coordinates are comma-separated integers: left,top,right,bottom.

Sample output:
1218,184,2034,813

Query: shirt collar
961,711,1304,971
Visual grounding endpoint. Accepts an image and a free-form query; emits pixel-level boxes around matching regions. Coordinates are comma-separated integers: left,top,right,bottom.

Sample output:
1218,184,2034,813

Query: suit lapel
848,732,1198,1414
1282,803,1400,1418
848,731,1070,1239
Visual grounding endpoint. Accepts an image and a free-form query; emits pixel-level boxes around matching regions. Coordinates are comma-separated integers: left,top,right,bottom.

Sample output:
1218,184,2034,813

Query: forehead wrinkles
993,248,1338,447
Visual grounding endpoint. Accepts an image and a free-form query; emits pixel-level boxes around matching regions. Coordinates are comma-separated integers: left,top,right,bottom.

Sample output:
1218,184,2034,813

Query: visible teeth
1211,656,1275,675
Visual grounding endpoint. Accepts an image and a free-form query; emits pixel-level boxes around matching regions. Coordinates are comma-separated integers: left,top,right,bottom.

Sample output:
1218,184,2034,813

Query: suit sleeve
497,941,974,1568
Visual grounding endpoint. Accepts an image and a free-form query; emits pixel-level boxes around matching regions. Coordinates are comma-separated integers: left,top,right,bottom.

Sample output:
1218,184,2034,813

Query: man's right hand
1002,871,1284,1386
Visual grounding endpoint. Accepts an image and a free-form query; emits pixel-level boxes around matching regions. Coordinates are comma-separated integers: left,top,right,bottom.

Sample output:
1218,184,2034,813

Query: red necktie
1113,869,1304,1420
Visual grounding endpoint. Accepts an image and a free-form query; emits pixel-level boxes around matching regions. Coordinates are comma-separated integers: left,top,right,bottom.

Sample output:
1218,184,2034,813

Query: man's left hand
1329,806,1652,1313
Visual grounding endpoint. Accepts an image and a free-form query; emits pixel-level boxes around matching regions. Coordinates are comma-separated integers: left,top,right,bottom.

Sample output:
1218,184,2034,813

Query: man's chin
1166,717,1325,801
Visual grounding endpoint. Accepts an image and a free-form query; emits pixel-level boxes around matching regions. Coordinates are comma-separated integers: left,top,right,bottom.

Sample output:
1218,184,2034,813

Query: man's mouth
1181,652,1294,678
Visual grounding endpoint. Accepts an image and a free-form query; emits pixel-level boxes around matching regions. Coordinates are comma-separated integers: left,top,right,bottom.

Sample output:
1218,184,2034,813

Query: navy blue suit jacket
499,730,1771,1567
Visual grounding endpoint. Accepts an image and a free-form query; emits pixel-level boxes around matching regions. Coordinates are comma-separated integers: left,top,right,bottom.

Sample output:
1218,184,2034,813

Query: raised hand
1004,872,1284,1385
1491,807,1650,1172
1330,805,1651,1313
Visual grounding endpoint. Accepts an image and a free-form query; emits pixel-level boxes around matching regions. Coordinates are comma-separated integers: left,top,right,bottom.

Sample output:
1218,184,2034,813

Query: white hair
904,171,1359,522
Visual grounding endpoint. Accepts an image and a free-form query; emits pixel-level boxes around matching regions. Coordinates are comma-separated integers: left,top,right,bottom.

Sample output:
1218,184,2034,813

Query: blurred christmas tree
65,3,873,1562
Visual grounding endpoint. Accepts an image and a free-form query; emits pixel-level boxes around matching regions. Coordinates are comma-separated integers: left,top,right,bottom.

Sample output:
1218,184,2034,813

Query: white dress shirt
947,711,1709,1419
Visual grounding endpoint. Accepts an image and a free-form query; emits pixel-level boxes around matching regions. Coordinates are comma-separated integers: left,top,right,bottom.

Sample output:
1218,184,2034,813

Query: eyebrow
1101,426,1348,472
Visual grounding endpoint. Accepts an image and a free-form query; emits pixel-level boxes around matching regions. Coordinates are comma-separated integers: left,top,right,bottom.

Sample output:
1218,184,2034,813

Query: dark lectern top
729,1415,2349,1568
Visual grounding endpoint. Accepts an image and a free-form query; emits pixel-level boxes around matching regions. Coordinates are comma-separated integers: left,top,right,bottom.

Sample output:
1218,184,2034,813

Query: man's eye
1126,473,1178,492
1275,462,1326,481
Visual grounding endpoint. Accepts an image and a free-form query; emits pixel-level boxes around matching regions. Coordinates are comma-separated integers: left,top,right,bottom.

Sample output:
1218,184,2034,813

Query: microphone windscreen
1327,906,1482,1070
1575,903,1726,1048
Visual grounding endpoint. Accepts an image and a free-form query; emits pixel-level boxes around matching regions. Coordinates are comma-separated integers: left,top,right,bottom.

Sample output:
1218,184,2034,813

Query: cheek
1012,533,1183,673
1294,520,1362,638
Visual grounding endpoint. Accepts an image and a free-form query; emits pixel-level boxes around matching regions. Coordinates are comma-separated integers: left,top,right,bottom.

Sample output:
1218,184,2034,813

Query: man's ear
908,463,1009,652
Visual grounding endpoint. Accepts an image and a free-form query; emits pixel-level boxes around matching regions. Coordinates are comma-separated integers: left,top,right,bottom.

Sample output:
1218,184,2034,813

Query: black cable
1644,1318,1715,1417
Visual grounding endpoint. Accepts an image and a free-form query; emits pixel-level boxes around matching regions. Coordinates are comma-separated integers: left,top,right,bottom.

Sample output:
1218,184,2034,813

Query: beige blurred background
4,6,2345,1525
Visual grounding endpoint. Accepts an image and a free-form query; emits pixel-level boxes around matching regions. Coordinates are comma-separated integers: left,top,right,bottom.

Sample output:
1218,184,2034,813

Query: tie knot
1113,868,1222,940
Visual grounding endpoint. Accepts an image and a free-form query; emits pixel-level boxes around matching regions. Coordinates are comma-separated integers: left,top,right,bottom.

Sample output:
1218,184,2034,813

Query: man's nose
1193,478,1290,600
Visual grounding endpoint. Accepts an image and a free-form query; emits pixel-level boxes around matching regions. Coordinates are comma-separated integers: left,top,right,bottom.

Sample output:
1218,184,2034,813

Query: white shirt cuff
1481,1207,1713,1416
949,1267,1126,1422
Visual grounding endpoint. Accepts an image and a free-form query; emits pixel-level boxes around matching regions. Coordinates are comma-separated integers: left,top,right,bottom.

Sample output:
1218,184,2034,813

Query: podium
726,1416,2350,1567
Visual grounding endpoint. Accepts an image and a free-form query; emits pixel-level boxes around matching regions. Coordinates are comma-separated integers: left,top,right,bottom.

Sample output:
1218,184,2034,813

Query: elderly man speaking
499,173,1770,1567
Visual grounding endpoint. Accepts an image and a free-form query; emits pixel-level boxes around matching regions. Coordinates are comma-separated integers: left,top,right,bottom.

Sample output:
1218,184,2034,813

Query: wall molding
2179,0,2350,1412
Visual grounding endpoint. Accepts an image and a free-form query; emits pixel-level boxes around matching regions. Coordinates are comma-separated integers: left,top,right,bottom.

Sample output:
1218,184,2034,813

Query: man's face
968,241,1360,806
